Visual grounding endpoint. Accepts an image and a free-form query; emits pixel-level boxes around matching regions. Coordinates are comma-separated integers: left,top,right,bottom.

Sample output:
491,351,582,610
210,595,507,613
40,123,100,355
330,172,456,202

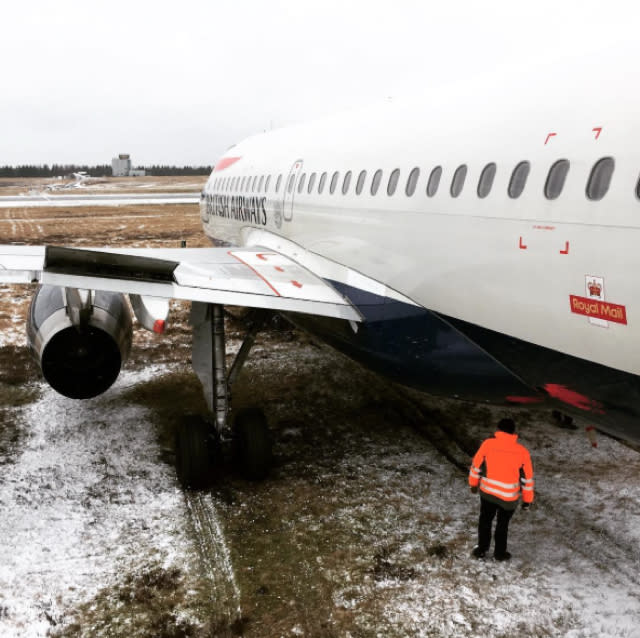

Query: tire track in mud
184,491,244,629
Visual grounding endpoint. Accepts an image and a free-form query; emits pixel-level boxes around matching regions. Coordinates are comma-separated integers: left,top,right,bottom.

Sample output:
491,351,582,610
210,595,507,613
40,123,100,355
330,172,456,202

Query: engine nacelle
27,286,133,399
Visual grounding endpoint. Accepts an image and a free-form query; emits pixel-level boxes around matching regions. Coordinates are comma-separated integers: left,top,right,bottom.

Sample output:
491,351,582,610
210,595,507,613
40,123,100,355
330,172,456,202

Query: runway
0,192,200,208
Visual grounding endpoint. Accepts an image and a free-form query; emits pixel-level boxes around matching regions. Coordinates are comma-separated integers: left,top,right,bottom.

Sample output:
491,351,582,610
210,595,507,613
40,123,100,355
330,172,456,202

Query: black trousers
478,497,515,556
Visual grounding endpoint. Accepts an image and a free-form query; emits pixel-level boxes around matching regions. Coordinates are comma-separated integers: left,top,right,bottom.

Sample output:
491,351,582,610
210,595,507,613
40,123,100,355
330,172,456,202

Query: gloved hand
470,486,478,494
522,502,531,511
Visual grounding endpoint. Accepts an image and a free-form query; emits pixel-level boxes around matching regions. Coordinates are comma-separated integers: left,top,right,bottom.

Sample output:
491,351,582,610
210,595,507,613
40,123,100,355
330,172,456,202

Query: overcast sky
1,0,636,166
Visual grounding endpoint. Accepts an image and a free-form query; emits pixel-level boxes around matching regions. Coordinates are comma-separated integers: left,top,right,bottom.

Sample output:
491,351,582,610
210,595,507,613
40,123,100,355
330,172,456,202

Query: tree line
0,164,213,178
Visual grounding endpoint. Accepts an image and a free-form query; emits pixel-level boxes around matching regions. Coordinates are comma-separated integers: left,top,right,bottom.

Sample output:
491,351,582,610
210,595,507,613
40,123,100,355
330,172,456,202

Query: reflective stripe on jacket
469,431,534,504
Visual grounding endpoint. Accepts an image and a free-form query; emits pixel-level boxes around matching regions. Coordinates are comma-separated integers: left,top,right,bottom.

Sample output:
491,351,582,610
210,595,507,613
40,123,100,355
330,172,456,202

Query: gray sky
1,0,635,166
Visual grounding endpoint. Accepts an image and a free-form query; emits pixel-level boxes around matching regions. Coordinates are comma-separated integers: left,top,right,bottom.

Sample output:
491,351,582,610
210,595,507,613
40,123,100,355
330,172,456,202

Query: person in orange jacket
468,417,534,561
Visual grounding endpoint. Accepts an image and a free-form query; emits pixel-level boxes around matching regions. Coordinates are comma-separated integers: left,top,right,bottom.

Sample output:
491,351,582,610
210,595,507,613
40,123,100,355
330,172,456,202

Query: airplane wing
0,244,361,322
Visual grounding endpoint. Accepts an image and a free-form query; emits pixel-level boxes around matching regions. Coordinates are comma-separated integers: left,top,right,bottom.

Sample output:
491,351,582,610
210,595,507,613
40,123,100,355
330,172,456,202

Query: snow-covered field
0,332,639,637
0,201,639,637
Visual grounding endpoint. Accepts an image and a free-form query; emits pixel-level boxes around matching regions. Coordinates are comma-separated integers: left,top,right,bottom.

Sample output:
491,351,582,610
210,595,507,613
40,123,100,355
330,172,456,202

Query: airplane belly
286,280,536,403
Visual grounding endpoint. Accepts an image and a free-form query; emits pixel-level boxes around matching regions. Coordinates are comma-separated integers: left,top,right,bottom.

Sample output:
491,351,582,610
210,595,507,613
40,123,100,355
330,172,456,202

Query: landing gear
175,415,215,489
181,303,272,488
234,408,272,480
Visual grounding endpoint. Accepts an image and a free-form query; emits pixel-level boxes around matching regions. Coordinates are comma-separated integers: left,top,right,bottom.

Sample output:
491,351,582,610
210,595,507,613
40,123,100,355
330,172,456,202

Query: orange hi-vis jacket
469,431,534,506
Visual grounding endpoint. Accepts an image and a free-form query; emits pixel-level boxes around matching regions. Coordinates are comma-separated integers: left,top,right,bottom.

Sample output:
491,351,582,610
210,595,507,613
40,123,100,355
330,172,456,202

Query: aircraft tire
175,416,213,490
234,407,272,480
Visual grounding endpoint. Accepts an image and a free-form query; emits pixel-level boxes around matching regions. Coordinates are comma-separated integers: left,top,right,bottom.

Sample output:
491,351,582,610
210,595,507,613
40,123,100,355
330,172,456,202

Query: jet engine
27,285,133,399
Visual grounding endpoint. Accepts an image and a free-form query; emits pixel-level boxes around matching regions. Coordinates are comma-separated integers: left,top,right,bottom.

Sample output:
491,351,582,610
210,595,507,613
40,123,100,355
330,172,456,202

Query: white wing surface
0,244,361,322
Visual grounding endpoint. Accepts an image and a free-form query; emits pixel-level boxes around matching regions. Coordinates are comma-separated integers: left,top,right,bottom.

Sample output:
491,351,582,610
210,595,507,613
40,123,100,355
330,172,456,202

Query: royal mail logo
569,295,627,325
587,281,602,297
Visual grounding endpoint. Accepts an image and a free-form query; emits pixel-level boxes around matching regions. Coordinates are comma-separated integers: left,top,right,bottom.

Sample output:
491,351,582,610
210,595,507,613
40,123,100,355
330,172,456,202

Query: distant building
111,154,145,177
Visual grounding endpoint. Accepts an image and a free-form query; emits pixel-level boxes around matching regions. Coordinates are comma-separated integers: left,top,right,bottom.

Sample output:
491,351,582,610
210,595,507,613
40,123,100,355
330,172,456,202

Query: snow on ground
0,326,639,636
0,366,199,637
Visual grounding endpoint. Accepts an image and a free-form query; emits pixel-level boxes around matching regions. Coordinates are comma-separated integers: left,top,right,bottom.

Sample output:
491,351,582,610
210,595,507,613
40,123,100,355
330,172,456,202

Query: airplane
1,62,639,488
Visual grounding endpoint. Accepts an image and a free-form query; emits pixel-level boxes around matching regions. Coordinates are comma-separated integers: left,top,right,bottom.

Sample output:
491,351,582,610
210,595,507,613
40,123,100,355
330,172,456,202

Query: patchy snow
0,366,197,637
0,334,639,636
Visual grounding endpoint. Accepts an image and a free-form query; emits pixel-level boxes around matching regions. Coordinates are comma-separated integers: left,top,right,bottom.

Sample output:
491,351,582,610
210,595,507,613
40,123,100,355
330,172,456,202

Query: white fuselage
201,70,640,379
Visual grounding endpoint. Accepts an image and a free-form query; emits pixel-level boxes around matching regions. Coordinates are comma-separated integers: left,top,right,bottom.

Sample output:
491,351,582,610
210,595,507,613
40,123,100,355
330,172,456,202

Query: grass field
0,201,639,637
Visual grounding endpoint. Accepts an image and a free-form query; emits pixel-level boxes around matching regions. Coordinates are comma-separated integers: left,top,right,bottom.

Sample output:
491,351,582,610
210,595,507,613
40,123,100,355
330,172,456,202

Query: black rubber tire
234,408,272,480
175,416,213,490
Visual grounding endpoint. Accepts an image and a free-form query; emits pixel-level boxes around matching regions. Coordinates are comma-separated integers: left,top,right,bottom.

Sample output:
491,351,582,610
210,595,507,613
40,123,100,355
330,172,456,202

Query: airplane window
387,169,400,196
545,159,570,200
426,166,442,197
356,170,367,195
508,161,530,198
307,172,317,194
264,176,271,192
252,176,259,192
318,172,327,194
298,173,307,194
238,177,244,191
586,157,614,201
477,163,496,198
258,175,264,192
342,171,352,195
450,164,467,197
371,169,383,195
406,167,420,196
330,171,340,194
287,174,295,194
276,174,282,193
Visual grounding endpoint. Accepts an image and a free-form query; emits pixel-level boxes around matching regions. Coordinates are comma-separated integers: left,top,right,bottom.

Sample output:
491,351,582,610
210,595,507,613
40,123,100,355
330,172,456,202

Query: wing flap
0,244,361,322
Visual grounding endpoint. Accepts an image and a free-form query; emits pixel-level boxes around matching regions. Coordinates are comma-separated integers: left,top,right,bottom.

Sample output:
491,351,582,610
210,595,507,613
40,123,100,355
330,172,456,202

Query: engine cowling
27,286,133,399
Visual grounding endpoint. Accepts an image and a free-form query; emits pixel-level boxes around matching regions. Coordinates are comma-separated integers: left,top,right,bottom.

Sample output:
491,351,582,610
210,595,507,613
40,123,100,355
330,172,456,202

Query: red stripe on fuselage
214,156,242,171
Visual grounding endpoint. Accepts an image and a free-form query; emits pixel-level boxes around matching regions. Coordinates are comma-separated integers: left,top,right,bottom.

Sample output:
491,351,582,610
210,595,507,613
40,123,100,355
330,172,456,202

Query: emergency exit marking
592,127,602,140
519,236,527,250
560,241,570,255
544,132,557,145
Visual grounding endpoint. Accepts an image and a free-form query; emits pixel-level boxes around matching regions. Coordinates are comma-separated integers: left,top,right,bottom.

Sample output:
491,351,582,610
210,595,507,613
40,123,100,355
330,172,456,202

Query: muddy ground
0,202,639,638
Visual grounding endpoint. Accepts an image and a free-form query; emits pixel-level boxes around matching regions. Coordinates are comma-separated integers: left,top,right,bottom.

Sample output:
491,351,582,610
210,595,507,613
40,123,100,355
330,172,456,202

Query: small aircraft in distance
1,61,639,486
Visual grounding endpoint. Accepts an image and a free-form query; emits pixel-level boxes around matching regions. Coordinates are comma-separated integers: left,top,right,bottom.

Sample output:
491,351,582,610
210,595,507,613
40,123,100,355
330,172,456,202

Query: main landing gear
175,303,272,489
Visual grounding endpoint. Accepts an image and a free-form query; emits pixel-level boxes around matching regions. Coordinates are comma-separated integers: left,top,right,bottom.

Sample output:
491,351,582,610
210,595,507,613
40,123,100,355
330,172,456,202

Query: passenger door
283,159,303,222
